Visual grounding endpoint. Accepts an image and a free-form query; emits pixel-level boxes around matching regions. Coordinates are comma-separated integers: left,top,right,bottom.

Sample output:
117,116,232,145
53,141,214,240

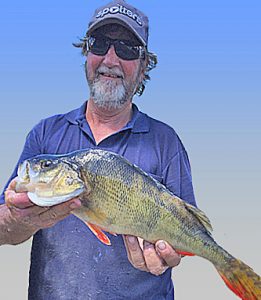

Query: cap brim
87,18,146,46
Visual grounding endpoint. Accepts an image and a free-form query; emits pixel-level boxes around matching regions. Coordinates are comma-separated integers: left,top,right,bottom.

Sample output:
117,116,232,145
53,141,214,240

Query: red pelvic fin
85,222,111,245
176,250,195,257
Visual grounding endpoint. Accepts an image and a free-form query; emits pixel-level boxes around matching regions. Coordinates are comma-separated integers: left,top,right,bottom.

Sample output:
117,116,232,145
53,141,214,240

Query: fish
15,148,261,300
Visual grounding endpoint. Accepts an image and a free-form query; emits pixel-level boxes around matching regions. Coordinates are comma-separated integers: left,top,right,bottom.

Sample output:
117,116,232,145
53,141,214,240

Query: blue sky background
0,1,260,299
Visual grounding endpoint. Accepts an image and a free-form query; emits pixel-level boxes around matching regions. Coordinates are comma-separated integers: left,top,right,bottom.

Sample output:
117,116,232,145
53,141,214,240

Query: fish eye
40,160,52,168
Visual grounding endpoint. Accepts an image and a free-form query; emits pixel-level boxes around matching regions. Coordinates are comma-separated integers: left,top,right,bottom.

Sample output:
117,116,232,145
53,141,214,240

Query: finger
38,198,81,225
143,240,168,276
9,205,49,230
5,189,34,209
123,235,149,272
11,205,48,217
155,240,181,267
39,211,72,228
122,235,132,260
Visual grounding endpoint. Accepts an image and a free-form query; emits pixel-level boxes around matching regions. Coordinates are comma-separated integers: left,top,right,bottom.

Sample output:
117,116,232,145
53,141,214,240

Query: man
0,0,196,299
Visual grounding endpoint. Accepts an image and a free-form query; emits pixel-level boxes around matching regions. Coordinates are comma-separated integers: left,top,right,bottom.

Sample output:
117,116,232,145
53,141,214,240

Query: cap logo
96,4,142,26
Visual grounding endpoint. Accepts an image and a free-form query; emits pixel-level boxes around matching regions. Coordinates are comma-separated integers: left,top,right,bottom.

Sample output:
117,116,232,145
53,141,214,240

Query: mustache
96,65,124,78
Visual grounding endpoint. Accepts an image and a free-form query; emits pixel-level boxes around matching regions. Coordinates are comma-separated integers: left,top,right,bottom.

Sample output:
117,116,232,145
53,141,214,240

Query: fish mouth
27,188,84,207
16,160,39,192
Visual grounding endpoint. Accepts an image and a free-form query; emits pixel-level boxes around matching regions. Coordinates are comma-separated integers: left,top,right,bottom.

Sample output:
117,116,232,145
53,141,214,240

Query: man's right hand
0,178,81,246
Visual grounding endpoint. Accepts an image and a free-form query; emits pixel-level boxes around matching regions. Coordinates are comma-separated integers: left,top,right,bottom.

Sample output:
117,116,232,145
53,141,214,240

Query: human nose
102,45,120,66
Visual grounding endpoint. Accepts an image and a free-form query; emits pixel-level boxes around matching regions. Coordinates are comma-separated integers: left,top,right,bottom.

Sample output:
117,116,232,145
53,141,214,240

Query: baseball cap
87,0,149,46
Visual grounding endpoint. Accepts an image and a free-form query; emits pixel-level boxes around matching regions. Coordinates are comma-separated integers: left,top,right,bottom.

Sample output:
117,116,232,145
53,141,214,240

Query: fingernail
127,236,136,244
70,199,81,209
157,241,166,251
144,241,154,249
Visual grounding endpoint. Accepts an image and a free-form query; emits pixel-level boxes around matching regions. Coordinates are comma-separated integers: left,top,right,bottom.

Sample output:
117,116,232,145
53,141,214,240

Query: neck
86,98,133,144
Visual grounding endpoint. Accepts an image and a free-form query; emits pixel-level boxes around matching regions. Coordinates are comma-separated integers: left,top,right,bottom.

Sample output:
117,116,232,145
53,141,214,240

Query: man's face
85,25,144,110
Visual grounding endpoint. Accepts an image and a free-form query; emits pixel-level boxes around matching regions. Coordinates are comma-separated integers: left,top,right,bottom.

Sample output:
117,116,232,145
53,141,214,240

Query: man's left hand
123,235,181,276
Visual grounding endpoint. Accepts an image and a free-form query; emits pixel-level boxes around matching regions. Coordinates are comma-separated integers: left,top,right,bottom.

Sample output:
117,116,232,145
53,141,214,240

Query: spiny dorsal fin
184,202,213,234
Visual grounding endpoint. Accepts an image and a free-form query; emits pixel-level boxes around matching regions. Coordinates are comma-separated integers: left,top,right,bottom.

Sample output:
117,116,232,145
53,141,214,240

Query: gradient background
0,0,260,299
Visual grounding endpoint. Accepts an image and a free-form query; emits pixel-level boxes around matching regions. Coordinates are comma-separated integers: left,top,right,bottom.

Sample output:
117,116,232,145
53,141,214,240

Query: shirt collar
65,101,150,133
65,102,86,125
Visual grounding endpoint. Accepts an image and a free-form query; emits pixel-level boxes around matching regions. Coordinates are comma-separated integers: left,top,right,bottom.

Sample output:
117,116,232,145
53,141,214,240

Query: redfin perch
15,148,261,300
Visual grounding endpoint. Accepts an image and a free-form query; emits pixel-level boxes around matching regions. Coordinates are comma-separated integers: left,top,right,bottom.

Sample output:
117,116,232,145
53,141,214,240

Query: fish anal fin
86,222,111,245
184,203,213,233
176,250,195,257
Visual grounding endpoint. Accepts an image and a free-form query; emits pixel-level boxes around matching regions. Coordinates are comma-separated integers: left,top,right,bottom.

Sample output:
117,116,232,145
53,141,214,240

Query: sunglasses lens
115,41,140,60
89,36,109,56
88,36,143,60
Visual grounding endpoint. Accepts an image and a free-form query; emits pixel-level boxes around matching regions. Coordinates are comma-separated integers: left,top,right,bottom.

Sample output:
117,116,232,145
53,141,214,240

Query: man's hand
123,235,181,276
0,178,81,246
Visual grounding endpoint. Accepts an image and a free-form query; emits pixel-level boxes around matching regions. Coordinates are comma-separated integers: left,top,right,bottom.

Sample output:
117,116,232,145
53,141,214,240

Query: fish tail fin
215,258,261,299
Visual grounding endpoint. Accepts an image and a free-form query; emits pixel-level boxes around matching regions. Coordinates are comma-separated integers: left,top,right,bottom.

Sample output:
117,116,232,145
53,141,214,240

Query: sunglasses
86,35,146,61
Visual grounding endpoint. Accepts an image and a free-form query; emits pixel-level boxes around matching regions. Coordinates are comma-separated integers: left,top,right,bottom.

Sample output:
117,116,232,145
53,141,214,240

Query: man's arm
0,179,81,246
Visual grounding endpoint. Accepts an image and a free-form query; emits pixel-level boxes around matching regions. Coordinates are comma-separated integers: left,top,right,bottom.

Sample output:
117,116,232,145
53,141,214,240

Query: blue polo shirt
1,102,196,300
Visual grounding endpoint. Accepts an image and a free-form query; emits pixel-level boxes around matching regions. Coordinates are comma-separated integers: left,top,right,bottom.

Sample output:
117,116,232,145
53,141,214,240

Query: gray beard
90,78,127,110
86,64,140,110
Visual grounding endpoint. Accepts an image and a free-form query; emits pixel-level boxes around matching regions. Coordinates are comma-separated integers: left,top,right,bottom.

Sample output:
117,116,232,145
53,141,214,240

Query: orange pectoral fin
176,250,195,257
85,222,111,246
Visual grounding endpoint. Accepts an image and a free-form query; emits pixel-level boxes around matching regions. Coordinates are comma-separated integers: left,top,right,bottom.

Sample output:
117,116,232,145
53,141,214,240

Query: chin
93,99,128,110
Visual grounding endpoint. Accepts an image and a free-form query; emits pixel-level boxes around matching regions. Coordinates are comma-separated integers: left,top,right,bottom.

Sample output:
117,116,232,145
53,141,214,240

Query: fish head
15,154,85,206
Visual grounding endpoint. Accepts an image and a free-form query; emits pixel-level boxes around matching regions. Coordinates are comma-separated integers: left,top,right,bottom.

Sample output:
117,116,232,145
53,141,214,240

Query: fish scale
15,148,261,300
